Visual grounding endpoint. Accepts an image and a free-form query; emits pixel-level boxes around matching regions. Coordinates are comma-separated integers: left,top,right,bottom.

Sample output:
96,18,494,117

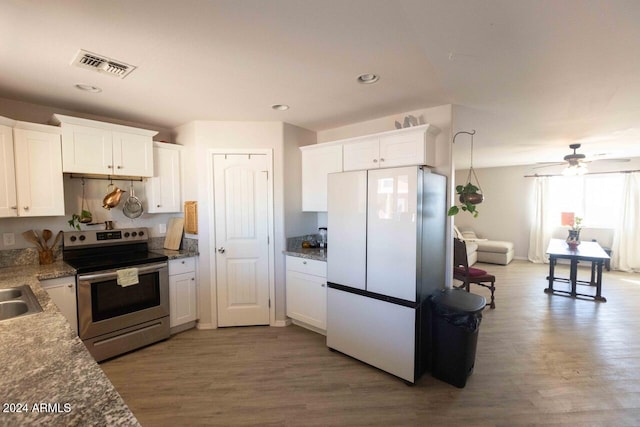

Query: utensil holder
38,249,54,265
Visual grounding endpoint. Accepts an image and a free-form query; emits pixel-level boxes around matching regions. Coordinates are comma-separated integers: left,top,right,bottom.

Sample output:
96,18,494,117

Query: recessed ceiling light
75,83,102,93
271,104,289,111
356,73,379,84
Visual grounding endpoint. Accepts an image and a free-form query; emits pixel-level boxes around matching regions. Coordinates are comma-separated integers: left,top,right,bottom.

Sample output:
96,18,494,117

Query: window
548,174,624,228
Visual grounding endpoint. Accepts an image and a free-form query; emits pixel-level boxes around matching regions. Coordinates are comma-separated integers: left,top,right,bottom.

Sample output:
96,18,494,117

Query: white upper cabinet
300,144,342,212
342,125,440,172
51,114,157,177
146,142,182,213
0,123,18,217
0,119,64,218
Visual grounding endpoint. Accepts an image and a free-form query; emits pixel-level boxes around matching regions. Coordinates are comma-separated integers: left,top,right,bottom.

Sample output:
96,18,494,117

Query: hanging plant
448,130,484,218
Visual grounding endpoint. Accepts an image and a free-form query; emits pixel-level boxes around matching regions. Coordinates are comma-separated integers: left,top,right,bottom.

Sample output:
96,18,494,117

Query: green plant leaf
447,206,459,216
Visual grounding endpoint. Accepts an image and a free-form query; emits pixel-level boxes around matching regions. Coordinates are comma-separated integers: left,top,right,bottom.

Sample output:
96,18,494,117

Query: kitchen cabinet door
13,127,64,217
112,131,154,177
60,124,113,174
301,144,342,211
342,137,379,171
0,125,17,217
40,277,78,334
169,271,197,328
379,129,431,168
286,260,327,331
146,142,182,213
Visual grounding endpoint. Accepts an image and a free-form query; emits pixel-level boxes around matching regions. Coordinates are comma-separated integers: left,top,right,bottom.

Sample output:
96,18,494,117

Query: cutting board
164,217,184,250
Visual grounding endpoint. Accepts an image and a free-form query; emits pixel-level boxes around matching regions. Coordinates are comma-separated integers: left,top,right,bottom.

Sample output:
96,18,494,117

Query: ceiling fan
534,143,630,175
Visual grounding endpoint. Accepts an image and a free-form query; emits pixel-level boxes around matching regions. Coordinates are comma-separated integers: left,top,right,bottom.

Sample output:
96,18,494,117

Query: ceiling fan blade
593,158,631,163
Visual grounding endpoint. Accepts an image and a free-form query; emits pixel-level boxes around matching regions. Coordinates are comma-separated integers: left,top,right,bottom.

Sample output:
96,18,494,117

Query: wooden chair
453,237,496,309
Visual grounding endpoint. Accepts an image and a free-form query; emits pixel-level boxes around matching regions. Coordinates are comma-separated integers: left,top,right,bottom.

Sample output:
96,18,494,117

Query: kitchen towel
117,268,139,287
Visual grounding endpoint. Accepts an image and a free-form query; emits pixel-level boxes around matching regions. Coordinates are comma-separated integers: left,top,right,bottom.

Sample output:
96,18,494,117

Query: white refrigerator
326,166,446,383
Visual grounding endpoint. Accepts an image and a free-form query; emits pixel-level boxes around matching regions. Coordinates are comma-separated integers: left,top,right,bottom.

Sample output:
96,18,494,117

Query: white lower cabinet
169,257,197,331
40,276,77,334
286,256,327,333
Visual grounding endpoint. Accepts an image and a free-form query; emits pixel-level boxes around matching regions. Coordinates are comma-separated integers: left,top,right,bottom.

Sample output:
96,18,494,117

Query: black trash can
430,288,486,388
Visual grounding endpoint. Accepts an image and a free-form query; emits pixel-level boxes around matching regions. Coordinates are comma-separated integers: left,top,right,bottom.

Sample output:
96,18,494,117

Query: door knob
218,247,226,254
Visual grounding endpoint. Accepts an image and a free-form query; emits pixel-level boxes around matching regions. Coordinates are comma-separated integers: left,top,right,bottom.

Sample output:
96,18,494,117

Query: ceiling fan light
562,164,588,176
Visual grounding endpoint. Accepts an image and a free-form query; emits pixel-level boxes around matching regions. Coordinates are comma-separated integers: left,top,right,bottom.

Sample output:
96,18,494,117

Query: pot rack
68,173,144,182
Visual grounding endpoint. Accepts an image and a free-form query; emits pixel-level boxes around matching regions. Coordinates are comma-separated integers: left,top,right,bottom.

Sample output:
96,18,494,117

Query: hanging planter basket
448,130,485,217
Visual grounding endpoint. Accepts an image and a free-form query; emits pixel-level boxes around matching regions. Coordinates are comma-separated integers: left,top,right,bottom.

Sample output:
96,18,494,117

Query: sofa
454,226,514,266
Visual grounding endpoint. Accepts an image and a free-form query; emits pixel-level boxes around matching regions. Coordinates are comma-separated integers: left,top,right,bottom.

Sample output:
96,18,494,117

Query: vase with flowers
566,216,582,250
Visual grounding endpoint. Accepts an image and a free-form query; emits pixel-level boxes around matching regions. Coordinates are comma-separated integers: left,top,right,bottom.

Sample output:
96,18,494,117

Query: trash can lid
431,288,486,313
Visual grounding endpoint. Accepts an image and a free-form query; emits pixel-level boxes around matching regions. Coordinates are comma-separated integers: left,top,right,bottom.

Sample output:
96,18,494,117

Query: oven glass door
77,262,169,340
91,273,161,321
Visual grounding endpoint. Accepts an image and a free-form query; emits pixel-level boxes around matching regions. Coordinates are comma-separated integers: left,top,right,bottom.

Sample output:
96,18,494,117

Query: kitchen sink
0,288,23,302
0,285,42,322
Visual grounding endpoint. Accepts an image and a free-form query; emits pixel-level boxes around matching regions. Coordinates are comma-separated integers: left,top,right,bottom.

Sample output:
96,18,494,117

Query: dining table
545,238,610,302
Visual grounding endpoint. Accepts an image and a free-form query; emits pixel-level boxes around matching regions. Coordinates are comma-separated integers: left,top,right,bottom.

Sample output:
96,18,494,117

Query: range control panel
63,228,149,248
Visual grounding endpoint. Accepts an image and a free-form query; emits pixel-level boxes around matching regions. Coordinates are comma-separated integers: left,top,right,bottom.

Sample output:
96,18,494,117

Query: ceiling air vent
71,49,136,79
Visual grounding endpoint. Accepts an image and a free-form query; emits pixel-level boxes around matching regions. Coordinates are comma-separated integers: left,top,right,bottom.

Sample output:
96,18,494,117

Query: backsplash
287,234,322,250
0,238,198,268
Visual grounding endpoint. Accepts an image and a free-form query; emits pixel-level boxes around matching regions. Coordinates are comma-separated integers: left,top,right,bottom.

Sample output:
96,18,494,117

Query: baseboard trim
195,322,217,330
272,319,291,327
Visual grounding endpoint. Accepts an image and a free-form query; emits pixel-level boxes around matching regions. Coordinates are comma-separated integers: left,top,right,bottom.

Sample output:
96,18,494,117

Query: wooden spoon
50,230,63,249
42,229,53,249
22,230,44,250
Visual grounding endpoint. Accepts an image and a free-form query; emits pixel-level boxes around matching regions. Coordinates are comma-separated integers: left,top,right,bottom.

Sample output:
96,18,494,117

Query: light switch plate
158,223,167,234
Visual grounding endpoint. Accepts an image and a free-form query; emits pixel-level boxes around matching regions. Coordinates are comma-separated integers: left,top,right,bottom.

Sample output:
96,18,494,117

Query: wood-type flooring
101,260,640,426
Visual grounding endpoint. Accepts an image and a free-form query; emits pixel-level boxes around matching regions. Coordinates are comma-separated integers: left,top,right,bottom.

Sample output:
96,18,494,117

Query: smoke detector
71,49,136,79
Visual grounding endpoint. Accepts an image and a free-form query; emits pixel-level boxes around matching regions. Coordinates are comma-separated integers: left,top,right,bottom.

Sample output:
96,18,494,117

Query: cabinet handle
181,261,185,264
10,206,17,210
321,283,326,287
67,284,73,288
380,158,385,162
157,205,161,208
302,260,307,264
373,159,378,163
117,165,123,169
191,278,195,281
23,206,29,211
107,165,113,169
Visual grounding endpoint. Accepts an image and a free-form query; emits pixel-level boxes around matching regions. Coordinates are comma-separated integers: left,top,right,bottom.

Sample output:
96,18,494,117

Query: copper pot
102,184,126,210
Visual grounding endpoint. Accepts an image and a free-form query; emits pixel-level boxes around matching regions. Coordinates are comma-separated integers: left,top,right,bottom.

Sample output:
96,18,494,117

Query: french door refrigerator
326,166,446,383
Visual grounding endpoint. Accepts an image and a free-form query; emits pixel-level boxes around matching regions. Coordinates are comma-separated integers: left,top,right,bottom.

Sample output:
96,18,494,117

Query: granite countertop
283,247,327,262
0,263,139,426
151,249,199,260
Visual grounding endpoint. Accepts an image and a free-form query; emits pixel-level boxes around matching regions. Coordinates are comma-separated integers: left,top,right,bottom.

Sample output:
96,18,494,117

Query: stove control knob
124,232,130,238
139,230,144,236
79,235,86,241
132,232,138,237
70,236,77,242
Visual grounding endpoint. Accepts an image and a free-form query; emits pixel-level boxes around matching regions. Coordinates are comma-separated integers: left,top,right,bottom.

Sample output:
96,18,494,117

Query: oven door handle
77,262,167,282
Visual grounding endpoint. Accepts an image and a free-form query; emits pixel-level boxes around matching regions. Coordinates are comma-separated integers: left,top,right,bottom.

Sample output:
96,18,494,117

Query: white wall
452,157,640,259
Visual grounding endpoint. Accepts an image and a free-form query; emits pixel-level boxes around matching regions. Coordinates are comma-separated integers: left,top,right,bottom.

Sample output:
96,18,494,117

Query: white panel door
366,167,418,301
0,125,17,217
214,154,270,327
13,128,64,217
327,170,367,290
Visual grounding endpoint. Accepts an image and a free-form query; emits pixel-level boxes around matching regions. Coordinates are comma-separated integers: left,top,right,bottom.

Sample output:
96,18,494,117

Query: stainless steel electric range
63,228,170,362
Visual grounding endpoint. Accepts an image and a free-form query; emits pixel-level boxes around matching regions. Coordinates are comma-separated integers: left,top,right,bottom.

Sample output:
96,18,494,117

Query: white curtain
611,172,640,272
528,176,553,263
